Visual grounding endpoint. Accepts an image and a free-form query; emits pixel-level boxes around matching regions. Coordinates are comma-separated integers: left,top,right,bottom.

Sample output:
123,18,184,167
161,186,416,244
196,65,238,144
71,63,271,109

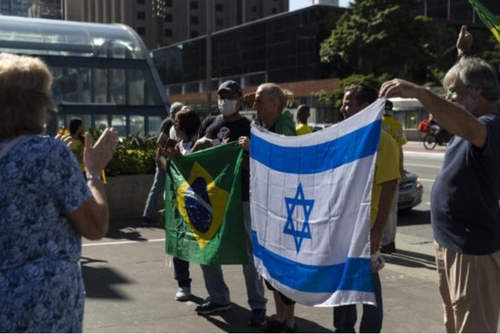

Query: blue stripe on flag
252,231,374,293
251,120,381,174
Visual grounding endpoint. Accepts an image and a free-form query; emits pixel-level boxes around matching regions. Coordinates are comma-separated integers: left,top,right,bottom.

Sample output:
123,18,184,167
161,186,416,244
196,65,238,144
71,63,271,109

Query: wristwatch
86,174,102,181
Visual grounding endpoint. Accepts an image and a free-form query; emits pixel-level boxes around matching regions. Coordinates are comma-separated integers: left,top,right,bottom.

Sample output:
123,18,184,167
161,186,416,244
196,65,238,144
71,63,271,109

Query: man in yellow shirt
381,100,408,254
333,83,400,333
295,104,312,135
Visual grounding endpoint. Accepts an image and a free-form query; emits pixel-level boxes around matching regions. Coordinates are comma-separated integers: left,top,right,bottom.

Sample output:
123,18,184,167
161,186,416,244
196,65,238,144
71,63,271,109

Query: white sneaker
175,287,191,301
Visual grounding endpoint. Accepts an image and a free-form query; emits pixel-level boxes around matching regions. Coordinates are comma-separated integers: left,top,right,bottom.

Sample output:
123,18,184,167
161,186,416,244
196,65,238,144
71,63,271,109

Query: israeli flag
250,99,384,307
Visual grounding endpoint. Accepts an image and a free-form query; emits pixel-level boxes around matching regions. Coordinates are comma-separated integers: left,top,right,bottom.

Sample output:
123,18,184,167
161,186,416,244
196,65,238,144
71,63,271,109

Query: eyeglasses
444,85,469,99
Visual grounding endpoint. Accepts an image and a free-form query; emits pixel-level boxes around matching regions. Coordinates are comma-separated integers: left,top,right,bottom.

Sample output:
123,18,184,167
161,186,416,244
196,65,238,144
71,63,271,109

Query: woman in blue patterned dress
0,53,118,332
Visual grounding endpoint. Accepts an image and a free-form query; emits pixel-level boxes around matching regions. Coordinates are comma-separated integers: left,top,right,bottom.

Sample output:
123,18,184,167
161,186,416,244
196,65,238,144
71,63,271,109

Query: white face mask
218,99,237,116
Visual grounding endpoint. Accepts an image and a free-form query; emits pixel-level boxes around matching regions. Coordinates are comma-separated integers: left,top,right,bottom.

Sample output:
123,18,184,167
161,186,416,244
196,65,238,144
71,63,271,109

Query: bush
106,148,157,176
90,129,158,176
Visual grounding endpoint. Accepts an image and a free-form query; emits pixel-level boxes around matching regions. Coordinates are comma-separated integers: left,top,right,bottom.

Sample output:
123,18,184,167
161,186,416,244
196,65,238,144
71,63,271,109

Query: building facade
413,0,500,24
153,5,346,122
0,0,63,19
64,0,288,49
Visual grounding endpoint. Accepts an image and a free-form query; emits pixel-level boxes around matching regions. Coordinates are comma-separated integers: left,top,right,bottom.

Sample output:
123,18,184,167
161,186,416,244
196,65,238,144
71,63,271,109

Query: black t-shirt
198,115,251,201
198,115,251,143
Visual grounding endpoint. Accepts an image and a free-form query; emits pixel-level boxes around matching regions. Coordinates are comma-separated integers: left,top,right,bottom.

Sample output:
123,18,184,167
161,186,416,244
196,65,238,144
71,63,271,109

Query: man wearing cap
380,100,407,254
192,80,268,326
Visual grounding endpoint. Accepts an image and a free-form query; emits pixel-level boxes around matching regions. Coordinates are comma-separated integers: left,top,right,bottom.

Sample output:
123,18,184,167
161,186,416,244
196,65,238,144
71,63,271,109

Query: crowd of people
1,24,500,333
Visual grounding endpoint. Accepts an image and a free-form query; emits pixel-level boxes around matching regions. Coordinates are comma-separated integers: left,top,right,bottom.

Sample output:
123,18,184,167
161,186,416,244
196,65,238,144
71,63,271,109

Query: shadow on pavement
398,209,430,227
105,219,150,241
81,260,135,300
384,249,436,271
197,303,333,333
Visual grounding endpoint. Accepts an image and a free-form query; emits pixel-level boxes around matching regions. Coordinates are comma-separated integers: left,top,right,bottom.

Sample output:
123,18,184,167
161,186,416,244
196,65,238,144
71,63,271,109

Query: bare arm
370,180,398,254
380,80,488,148
399,146,406,179
68,128,118,240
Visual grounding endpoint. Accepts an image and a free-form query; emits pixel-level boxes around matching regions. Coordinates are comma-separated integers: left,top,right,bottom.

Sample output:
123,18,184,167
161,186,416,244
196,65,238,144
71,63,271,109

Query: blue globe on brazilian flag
165,142,248,265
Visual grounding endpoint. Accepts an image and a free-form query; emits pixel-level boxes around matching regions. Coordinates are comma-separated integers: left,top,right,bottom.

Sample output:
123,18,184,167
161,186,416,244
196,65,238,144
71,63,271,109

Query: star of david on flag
283,182,313,253
250,99,385,307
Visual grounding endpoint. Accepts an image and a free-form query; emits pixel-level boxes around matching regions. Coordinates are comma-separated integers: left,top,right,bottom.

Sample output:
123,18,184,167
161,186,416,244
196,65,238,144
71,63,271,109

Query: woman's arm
68,128,118,240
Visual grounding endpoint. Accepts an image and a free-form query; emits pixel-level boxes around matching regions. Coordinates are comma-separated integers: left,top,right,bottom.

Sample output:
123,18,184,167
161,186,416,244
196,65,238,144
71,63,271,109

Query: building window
165,0,172,6
190,31,199,38
272,8,277,14
164,13,172,22
164,29,173,37
137,11,146,20
215,18,223,26
190,15,199,24
137,27,146,36
215,3,223,12
251,5,257,12
137,0,145,4
190,1,198,10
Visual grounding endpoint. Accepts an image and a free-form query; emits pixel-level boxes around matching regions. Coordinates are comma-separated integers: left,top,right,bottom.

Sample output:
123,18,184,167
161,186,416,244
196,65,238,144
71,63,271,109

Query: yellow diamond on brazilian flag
164,142,248,265
176,161,229,249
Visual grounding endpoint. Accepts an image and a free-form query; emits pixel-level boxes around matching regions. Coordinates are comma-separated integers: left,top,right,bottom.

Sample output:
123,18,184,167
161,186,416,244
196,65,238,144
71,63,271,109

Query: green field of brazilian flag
164,142,248,265
469,0,500,43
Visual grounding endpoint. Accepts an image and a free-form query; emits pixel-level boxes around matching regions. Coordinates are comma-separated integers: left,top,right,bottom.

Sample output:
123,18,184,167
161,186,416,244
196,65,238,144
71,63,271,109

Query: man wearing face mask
192,81,268,327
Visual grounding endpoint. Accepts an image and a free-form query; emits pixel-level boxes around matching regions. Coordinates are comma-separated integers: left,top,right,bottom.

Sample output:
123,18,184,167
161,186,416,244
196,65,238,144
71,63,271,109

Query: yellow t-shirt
370,131,400,227
63,135,85,172
382,115,407,147
296,123,312,136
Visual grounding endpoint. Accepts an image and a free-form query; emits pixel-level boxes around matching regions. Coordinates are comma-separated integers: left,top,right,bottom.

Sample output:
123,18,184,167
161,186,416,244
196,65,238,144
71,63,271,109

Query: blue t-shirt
431,114,500,255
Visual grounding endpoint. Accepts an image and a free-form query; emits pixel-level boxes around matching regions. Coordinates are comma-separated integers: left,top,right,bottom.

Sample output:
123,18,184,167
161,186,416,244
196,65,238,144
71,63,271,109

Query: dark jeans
333,272,383,333
173,257,191,288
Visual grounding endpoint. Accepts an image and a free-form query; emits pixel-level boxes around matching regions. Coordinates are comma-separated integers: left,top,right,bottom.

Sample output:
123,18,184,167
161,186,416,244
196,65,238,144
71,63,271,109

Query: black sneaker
141,216,161,227
260,319,285,333
249,308,267,326
380,242,396,254
195,301,231,315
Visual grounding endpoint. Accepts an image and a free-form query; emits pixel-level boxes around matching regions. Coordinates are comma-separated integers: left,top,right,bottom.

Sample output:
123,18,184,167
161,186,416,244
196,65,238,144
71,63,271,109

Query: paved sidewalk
82,220,446,333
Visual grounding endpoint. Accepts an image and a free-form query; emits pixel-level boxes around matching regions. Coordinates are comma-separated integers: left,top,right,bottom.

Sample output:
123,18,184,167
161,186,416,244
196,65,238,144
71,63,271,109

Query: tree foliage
319,0,457,84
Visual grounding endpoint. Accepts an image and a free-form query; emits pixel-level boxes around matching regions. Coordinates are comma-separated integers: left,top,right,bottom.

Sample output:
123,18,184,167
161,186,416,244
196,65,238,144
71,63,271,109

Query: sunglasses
444,85,469,99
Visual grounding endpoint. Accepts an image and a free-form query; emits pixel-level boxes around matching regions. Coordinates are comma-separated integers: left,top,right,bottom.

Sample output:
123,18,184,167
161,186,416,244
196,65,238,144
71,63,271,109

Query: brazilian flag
469,0,500,43
165,142,248,265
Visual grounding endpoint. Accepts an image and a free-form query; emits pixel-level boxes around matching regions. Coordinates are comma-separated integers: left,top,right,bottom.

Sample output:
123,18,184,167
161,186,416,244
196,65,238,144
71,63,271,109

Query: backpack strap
0,136,27,161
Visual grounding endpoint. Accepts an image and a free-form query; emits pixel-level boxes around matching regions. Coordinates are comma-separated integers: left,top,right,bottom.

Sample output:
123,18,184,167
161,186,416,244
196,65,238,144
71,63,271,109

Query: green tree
320,0,456,83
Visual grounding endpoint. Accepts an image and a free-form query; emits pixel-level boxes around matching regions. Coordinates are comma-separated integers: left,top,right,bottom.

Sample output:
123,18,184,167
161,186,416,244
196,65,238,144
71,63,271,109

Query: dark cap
217,80,242,97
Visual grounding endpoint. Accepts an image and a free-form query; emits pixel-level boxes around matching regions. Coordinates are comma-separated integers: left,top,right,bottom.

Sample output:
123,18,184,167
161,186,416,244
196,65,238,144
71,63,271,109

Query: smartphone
163,138,177,150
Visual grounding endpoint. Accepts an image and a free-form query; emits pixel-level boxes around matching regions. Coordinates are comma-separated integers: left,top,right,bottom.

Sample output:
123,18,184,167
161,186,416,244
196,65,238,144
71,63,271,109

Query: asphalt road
399,142,444,241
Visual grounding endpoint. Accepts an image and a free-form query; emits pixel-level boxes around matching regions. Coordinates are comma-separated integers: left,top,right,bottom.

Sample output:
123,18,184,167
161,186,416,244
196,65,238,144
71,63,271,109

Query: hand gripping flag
165,142,248,265
250,99,384,307
469,0,500,43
